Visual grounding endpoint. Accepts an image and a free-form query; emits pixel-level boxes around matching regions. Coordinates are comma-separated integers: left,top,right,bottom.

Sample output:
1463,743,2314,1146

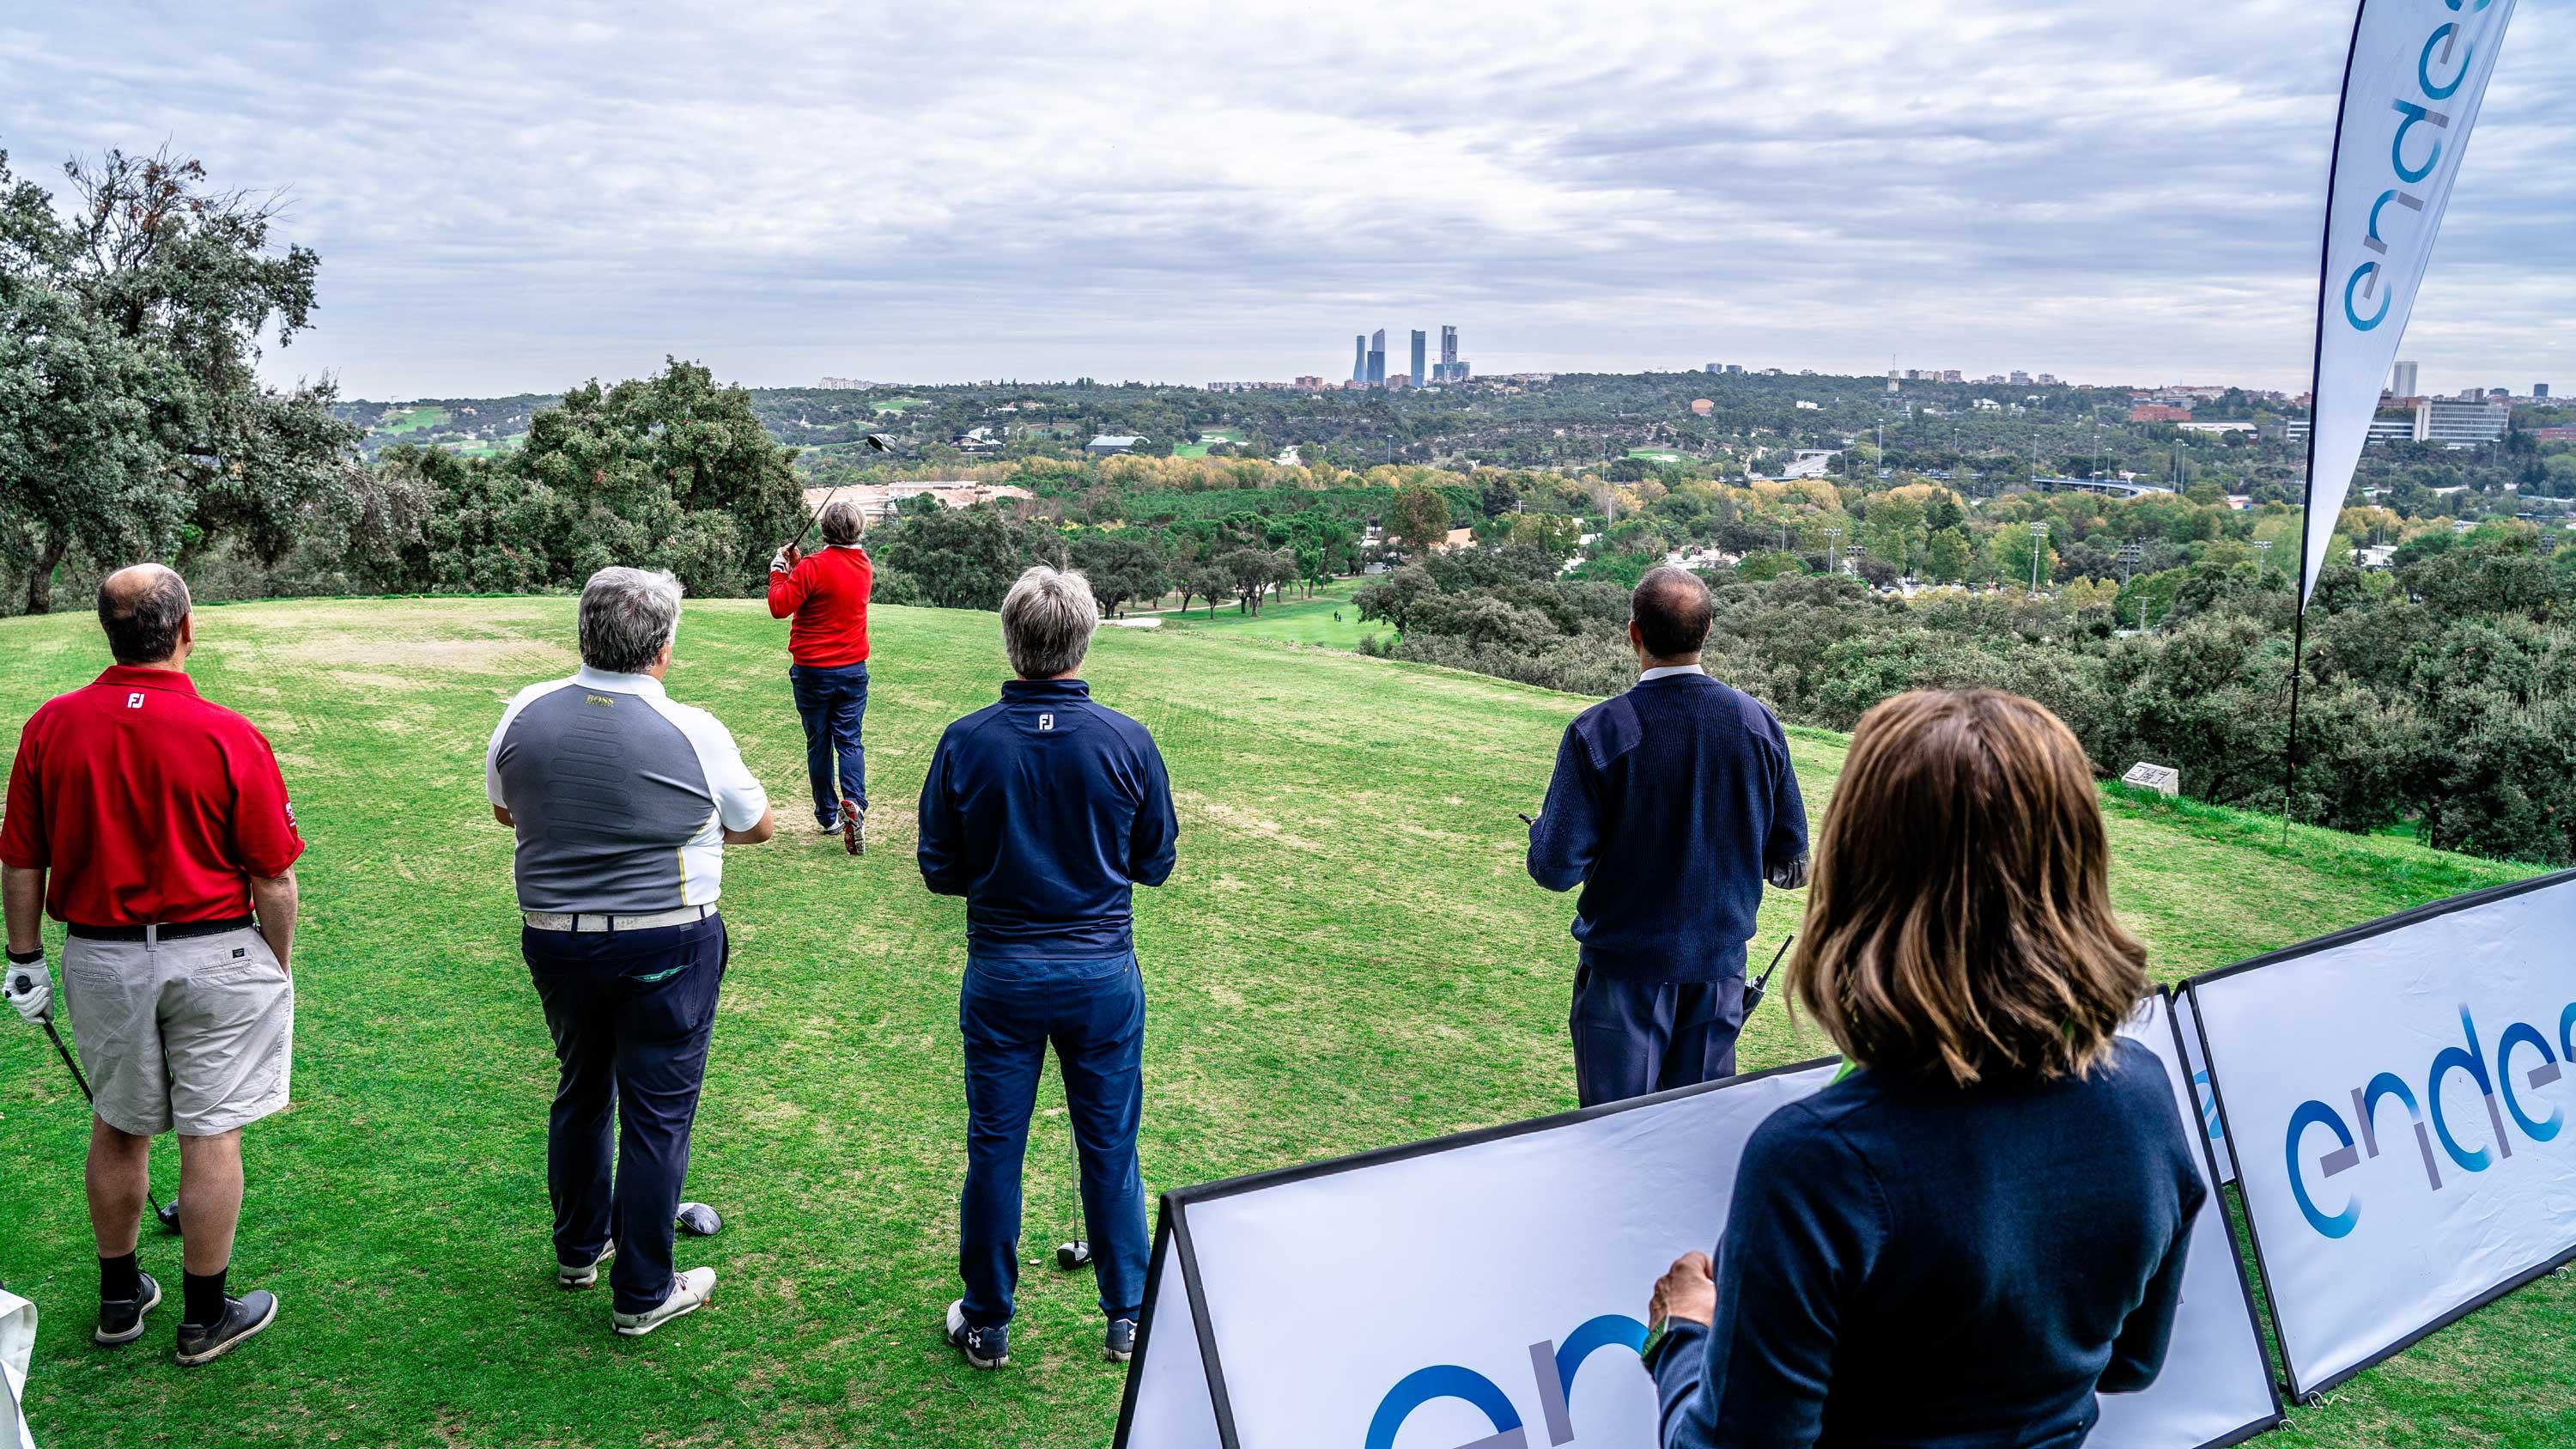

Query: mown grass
0,598,2565,1448
1157,578,1375,649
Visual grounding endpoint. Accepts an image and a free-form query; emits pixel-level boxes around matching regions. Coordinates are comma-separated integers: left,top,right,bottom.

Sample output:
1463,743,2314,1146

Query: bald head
97,564,193,666
1631,565,1713,662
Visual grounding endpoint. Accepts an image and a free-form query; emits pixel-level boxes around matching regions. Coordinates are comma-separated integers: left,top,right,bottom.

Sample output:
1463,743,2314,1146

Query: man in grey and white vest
486,568,774,1336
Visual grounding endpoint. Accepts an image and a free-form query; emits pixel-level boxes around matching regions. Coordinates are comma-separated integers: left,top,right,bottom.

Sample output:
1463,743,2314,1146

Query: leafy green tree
1388,483,1451,556
0,146,360,612
871,505,1051,611
1070,531,1169,617
426,358,801,597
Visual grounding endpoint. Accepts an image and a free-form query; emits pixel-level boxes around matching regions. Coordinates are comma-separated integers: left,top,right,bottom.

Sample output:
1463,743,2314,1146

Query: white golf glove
769,547,795,575
3,951,52,1026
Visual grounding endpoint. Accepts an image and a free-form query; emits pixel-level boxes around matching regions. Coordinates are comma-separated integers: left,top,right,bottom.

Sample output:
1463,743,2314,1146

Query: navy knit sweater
1526,672,1808,981
1653,1039,2206,1449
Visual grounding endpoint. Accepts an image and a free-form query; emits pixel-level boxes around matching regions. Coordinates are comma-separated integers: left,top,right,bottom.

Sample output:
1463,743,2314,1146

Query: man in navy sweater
919,566,1179,1371
1527,566,1808,1106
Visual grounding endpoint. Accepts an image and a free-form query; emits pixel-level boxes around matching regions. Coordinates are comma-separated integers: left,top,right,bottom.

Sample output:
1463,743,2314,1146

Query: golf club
1741,933,1795,1017
40,1019,181,1235
1054,1130,1091,1271
789,433,904,551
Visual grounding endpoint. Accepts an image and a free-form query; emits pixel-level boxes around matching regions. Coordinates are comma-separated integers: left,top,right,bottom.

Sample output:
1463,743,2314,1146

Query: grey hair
579,567,684,673
818,498,868,545
999,566,1099,679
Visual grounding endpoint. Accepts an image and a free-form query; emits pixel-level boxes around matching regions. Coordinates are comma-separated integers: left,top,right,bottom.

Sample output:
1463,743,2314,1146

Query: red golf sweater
767,545,873,667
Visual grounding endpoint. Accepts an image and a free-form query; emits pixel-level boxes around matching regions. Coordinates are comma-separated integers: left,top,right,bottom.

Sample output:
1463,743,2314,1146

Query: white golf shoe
612,1267,715,1336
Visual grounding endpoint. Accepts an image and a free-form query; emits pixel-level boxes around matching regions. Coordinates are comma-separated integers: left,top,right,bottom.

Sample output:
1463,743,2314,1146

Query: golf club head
155,1199,182,1234
1055,1241,1092,1270
863,432,912,458
677,1202,722,1237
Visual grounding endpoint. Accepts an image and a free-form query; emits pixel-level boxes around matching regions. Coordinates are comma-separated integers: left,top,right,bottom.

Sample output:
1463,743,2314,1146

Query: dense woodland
7,144,2573,865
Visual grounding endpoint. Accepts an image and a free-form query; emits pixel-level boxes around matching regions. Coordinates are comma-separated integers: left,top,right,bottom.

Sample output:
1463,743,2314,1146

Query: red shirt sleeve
0,721,46,869
228,726,307,878
767,559,814,619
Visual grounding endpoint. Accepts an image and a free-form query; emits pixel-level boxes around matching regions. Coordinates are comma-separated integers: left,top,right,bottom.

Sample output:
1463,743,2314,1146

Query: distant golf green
1171,429,1241,460
1625,447,1686,465
379,405,452,434
1157,576,1373,648
0,598,2563,1447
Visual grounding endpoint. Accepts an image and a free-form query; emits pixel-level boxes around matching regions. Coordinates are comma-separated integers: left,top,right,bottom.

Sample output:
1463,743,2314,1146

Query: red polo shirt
766,545,873,667
0,666,305,927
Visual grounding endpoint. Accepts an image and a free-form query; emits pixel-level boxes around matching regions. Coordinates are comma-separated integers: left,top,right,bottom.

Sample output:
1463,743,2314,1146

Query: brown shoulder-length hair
1790,689,2147,1087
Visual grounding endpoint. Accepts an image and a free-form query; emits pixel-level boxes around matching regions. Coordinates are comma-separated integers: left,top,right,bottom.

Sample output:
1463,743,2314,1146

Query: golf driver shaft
44,1019,176,1229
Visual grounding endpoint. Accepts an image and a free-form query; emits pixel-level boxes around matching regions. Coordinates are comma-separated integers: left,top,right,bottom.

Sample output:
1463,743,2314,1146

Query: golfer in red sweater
769,499,874,854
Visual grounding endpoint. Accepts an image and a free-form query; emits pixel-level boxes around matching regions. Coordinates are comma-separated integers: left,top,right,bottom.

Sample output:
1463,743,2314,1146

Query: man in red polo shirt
769,497,874,855
2,564,301,1367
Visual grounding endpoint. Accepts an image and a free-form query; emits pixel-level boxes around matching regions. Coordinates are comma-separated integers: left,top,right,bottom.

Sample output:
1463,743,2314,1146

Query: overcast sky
4,1,2566,400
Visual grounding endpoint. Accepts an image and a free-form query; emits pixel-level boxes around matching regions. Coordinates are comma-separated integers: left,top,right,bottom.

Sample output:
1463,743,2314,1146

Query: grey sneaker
945,1300,1008,1369
94,1271,162,1346
1106,1316,1139,1363
558,1241,613,1289
612,1267,715,1336
173,1289,278,1367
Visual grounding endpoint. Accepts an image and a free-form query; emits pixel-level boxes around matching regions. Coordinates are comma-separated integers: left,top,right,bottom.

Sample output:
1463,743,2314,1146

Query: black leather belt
67,916,257,942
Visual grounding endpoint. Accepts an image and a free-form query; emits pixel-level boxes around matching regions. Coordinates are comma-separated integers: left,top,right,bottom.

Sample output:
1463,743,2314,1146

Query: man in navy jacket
1527,566,1808,1106
919,566,1178,1371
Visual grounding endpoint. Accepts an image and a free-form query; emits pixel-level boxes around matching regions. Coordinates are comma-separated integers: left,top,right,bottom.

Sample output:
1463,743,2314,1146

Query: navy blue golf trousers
957,952,1150,1329
789,661,869,825
525,912,727,1315
1570,966,1747,1108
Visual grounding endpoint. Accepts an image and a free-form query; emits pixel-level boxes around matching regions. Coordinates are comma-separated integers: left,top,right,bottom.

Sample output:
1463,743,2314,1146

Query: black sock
181,1268,228,1327
99,1252,141,1303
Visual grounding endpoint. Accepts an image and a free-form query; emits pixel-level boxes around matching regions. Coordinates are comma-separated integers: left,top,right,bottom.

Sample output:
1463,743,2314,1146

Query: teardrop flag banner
2297,0,2517,603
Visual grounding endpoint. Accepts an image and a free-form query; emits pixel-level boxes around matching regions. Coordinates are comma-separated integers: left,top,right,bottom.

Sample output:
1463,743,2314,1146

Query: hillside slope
0,600,2560,1448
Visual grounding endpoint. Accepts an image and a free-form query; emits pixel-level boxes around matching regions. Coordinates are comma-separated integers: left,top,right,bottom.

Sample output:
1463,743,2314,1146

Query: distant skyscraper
2538,383,2553,399
2390,360,2419,397
1409,330,1427,389
1352,334,1367,384
1368,329,1387,387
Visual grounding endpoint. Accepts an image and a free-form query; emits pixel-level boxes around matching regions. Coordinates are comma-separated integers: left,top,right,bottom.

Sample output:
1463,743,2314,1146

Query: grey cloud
2,0,2564,397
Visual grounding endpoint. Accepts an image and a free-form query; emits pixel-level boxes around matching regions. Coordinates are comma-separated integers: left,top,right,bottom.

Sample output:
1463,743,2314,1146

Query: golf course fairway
0,596,2567,1448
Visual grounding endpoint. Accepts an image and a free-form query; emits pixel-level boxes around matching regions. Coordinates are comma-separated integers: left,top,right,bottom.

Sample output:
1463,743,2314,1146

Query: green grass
1155,577,1374,648
0,598,2566,1448
1625,447,1686,465
1172,429,1242,460
378,405,453,435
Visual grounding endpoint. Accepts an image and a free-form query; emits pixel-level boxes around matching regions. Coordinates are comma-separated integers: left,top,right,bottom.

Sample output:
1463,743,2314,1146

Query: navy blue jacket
1527,672,1807,981
917,679,1179,960
1654,1039,2206,1449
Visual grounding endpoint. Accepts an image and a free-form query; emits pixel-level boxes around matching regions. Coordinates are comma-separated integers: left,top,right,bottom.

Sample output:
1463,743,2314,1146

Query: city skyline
5,1,2568,399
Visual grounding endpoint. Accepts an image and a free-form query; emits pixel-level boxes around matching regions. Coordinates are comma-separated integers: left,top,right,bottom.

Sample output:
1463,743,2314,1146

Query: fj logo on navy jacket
1526,672,1808,980
917,679,1179,961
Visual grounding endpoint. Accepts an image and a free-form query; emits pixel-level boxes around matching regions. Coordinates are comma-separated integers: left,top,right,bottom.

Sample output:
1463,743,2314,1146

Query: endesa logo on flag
2190,872,2576,1397
2286,1003,2570,1239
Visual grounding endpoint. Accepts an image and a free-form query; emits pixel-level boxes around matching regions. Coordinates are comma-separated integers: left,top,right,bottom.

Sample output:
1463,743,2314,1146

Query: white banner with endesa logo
1118,999,2275,1449
2190,871,2576,1397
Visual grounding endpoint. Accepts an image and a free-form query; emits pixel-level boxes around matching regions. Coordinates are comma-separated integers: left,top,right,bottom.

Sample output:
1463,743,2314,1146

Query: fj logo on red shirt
126,693,144,709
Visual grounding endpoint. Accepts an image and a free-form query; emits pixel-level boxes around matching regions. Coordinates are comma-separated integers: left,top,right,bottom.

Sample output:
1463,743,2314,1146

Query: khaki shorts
61,927,295,1138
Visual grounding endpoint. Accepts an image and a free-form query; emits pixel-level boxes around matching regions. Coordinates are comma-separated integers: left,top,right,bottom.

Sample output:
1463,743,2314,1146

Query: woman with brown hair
1640,689,2204,1449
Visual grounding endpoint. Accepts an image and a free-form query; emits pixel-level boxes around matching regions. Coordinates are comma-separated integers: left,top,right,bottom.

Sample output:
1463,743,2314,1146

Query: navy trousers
789,661,870,825
1570,967,1747,1108
957,953,1150,1329
525,913,727,1315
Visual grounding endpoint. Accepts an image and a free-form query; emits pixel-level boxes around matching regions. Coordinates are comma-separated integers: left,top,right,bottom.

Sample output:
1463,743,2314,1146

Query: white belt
523,904,714,934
